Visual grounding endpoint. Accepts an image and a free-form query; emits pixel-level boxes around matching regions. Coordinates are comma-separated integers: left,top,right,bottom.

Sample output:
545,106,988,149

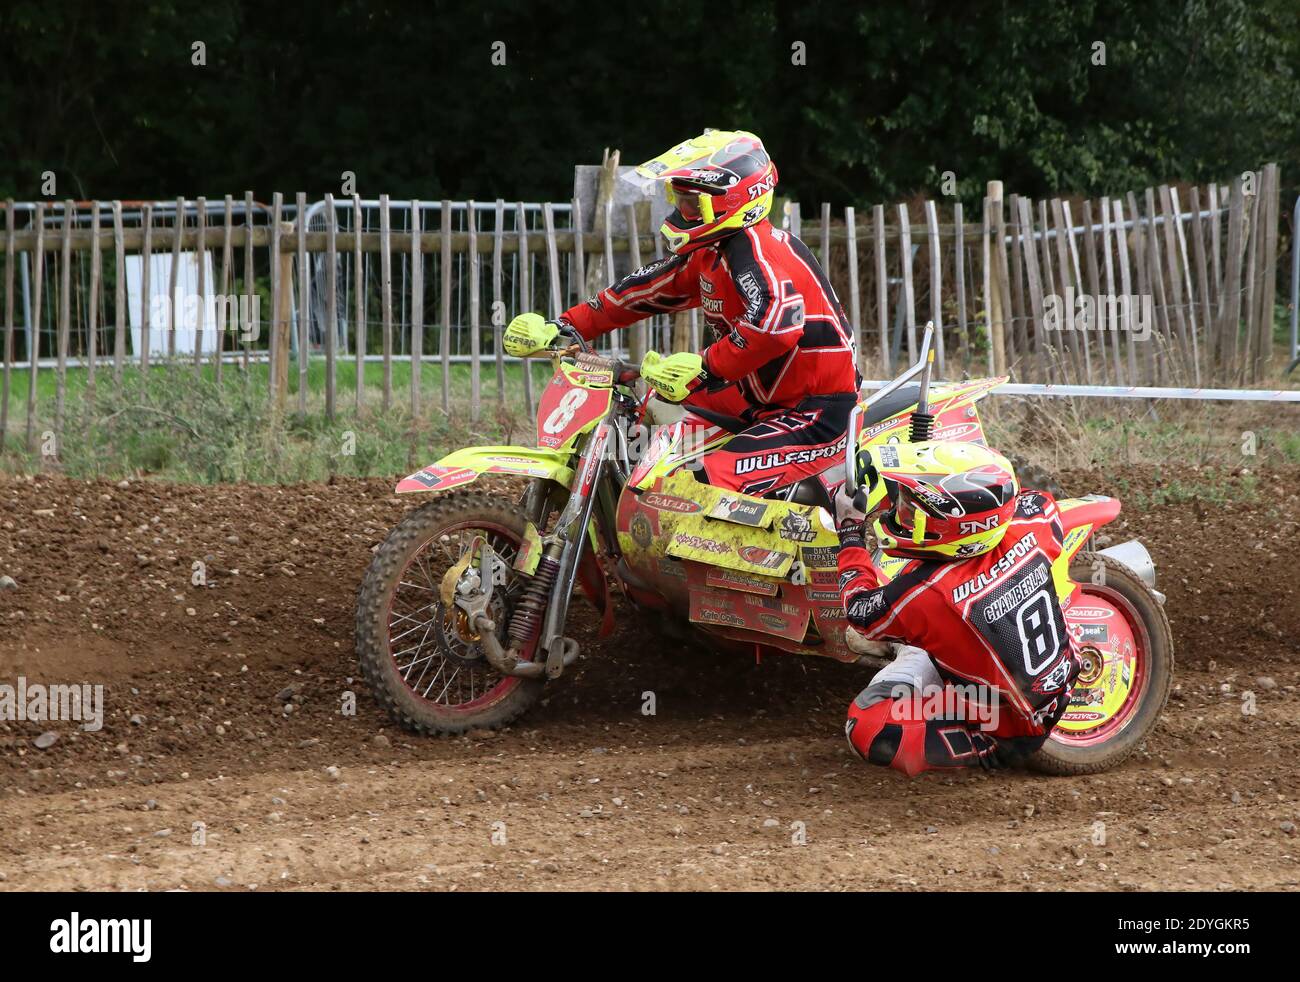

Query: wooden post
1168,187,1201,384
25,203,44,452
1143,188,1171,384
493,199,506,402
1081,201,1108,384
1126,191,1154,385
87,201,102,398
819,202,832,271
589,150,619,300
1258,163,1280,375
570,195,587,317
242,191,254,371
873,204,889,374
408,197,422,419
217,195,234,383
897,203,917,362
268,193,282,401
1208,183,1223,321
87,201,102,395
1189,187,1212,374
1158,185,1194,383
167,197,182,359
622,204,644,362
439,199,452,413
953,201,969,370
111,200,125,380
296,192,310,410
56,200,72,434
1239,175,1258,381
1112,198,1138,384
1098,198,1123,383
516,202,535,412
1055,200,1091,384
379,194,393,411
1016,197,1048,382
844,206,862,370
274,220,294,410
325,194,339,420
1007,194,1027,365
353,195,365,414
982,197,993,375
985,182,1006,376
2,200,14,449
467,200,481,422
1037,200,1064,380
194,196,207,370
140,204,153,373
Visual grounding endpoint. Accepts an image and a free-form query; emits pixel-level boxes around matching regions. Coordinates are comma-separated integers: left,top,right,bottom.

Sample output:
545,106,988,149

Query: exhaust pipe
1098,539,1164,602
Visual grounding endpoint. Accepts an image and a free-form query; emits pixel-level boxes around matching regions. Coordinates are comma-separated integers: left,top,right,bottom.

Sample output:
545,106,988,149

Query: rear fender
396,446,575,494
1052,495,1121,599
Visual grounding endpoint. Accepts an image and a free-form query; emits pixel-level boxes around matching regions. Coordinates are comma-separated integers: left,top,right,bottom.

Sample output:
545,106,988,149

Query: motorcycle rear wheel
355,491,544,735
1028,554,1173,774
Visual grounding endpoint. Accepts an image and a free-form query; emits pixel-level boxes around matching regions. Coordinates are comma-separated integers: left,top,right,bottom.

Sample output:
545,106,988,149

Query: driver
833,442,1081,775
503,130,859,496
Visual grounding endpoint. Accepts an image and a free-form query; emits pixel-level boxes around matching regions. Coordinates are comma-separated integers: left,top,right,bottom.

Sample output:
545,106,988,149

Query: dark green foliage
0,0,1296,205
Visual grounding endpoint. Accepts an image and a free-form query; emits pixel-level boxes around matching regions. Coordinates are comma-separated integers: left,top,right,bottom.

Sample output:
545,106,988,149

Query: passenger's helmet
625,130,777,255
861,441,1019,561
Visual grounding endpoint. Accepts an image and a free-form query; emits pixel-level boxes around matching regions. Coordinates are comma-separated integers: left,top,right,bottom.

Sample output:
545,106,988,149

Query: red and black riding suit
559,219,860,494
837,491,1080,776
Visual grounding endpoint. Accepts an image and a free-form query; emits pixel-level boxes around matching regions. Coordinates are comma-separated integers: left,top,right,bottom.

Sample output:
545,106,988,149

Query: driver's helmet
623,130,777,255
860,441,1019,561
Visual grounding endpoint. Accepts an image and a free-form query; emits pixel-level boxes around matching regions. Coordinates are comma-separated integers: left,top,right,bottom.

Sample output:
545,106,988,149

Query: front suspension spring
506,555,560,648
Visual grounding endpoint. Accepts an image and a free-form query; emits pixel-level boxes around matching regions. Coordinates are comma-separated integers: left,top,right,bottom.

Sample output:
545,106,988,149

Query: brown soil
1,465,1297,891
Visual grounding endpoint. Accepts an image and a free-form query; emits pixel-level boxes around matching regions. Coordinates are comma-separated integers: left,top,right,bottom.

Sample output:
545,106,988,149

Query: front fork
483,421,611,680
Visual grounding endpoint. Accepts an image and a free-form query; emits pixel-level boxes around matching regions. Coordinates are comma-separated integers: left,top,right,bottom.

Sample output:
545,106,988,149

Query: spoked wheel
356,491,544,734
1029,553,1174,774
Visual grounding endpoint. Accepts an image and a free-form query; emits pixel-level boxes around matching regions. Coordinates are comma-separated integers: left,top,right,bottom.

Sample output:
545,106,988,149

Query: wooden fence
0,163,1286,452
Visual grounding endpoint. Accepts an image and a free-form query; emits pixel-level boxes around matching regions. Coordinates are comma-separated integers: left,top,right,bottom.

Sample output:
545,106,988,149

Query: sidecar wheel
1028,554,1174,775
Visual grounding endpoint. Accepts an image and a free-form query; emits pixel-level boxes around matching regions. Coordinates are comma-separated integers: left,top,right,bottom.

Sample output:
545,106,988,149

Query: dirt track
1,465,1298,891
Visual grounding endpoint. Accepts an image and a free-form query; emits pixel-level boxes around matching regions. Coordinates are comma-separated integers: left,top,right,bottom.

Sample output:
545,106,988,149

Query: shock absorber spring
507,555,560,648
908,412,935,442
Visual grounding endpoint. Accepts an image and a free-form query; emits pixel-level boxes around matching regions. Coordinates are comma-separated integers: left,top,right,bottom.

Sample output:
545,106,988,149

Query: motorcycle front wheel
355,491,544,735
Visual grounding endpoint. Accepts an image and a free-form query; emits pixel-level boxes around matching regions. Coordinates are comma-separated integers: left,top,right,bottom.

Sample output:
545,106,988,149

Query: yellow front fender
396,446,575,494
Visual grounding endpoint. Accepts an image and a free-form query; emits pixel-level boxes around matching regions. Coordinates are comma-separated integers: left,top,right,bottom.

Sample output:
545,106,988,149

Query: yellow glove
503,313,560,358
640,350,705,403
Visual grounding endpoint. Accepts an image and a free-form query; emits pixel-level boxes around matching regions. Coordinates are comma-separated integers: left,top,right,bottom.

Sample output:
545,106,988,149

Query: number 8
543,388,589,434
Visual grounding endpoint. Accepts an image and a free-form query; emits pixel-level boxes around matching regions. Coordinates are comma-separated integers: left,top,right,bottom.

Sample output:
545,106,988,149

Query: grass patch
1,358,546,483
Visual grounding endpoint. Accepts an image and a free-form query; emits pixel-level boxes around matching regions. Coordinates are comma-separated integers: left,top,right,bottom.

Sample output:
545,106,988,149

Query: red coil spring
507,555,560,647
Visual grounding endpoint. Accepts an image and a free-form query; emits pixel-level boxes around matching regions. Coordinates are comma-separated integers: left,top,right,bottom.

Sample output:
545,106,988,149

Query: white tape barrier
861,380,1300,403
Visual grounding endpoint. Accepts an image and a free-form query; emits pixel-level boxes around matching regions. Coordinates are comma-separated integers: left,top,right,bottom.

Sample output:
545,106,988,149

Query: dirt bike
356,323,1173,774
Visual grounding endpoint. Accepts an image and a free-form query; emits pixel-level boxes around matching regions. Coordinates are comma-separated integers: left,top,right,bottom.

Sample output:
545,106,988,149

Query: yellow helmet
624,130,777,255
862,442,1020,561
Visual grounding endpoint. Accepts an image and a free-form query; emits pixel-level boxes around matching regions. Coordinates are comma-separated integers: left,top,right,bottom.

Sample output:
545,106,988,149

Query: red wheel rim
1048,584,1151,748
384,518,532,714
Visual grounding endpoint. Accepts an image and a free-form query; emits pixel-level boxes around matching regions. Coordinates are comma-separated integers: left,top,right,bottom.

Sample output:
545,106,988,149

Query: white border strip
860,380,1300,403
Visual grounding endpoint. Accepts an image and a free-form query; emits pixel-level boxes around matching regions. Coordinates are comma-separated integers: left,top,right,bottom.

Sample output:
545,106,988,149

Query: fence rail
0,163,1291,453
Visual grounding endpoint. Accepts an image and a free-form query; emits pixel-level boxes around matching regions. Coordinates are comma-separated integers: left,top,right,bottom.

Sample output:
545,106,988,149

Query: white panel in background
125,251,220,357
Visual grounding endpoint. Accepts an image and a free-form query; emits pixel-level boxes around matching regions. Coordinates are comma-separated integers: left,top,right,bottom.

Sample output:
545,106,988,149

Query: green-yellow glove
503,313,560,358
640,350,705,403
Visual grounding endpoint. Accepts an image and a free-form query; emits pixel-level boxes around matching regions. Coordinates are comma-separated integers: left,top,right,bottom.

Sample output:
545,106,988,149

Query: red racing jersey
559,219,859,411
837,491,1077,740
